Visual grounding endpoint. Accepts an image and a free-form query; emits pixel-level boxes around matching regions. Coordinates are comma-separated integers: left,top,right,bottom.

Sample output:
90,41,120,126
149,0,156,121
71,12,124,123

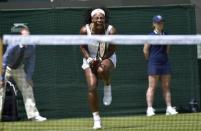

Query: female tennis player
143,15,178,116
80,8,117,129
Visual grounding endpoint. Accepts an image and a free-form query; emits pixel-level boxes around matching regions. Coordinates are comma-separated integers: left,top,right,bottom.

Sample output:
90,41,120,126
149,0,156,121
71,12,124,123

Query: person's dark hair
84,7,109,25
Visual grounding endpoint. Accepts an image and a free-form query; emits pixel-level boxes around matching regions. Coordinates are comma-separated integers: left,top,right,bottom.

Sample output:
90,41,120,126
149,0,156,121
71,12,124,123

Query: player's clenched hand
91,57,102,69
87,57,102,73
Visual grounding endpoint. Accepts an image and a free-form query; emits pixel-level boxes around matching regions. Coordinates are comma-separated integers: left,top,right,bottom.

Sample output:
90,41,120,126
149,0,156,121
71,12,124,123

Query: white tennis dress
82,24,117,70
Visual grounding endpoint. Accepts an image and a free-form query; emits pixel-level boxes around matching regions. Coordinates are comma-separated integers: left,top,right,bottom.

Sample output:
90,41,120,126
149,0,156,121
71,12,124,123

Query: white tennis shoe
146,107,155,116
93,119,102,130
30,115,47,122
166,106,178,115
103,85,112,106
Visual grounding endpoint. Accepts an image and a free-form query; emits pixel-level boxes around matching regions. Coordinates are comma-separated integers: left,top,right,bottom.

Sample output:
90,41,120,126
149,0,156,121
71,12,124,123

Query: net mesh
0,5,201,131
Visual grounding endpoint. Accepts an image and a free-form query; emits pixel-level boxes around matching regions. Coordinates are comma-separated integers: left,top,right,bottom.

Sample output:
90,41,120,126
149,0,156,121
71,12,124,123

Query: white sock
167,106,172,110
147,107,154,110
104,85,111,97
92,112,100,121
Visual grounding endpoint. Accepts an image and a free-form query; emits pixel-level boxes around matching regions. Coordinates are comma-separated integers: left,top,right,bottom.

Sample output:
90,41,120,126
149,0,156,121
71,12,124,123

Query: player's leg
97,59,114,84
97,59,114,106
161,74,171,106
146,75,159,116
161,74,178,115
12,67,46,121
84,68,101,129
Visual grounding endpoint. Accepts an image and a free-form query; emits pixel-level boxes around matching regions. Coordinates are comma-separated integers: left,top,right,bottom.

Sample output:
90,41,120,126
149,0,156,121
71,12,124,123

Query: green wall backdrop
0,5,199,119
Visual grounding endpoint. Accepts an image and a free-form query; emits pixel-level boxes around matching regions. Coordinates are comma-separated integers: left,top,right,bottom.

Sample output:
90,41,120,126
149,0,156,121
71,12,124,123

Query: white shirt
85,24,113,57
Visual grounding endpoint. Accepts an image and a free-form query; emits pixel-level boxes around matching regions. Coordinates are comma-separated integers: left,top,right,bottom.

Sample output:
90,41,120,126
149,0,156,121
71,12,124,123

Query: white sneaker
30,115,47,122
166,107,178,115
146,107,155,116
93,120,102,130
103,85,112,106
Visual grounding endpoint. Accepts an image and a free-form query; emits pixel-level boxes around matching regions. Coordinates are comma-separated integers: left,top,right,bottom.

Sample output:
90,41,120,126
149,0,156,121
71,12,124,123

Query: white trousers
0,65,40,119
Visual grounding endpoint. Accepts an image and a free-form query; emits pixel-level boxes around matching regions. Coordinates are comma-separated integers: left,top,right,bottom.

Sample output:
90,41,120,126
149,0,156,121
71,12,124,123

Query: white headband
91,8,105,17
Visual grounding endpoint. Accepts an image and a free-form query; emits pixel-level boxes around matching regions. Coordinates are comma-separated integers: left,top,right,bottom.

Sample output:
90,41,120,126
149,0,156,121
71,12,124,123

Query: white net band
3,34,201,45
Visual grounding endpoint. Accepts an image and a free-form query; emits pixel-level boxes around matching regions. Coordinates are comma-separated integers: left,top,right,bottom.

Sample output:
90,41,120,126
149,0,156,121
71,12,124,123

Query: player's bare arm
103,26,117,60
167,45,170,54
143,44,150,60
80,26,90,59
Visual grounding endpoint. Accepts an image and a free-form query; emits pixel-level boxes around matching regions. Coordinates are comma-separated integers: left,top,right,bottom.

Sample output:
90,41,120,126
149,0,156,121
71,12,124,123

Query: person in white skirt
80,8,117,129
0,23,47,122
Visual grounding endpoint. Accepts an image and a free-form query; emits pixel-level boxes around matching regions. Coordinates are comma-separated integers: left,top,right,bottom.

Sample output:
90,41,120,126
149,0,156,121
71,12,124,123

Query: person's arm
25,46,35,86
167,45,170,54
0,45,15,87
1,45,14,80
80,26,94,64
102,26,117,60
143,44,150,60
80,26,90,59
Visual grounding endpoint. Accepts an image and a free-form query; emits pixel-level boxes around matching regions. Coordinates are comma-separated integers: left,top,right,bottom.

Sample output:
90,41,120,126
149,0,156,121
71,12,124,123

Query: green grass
0,113,201,131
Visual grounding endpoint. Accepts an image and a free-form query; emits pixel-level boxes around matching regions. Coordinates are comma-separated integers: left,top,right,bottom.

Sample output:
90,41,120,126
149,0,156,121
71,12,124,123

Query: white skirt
82,53,117,70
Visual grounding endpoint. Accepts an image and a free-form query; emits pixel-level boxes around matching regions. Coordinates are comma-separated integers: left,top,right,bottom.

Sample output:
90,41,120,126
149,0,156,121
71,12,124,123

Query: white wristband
86,57,93,64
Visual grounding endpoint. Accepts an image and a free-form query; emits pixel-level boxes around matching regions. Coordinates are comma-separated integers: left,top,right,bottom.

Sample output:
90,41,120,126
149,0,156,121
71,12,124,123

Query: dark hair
84,7,109,24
